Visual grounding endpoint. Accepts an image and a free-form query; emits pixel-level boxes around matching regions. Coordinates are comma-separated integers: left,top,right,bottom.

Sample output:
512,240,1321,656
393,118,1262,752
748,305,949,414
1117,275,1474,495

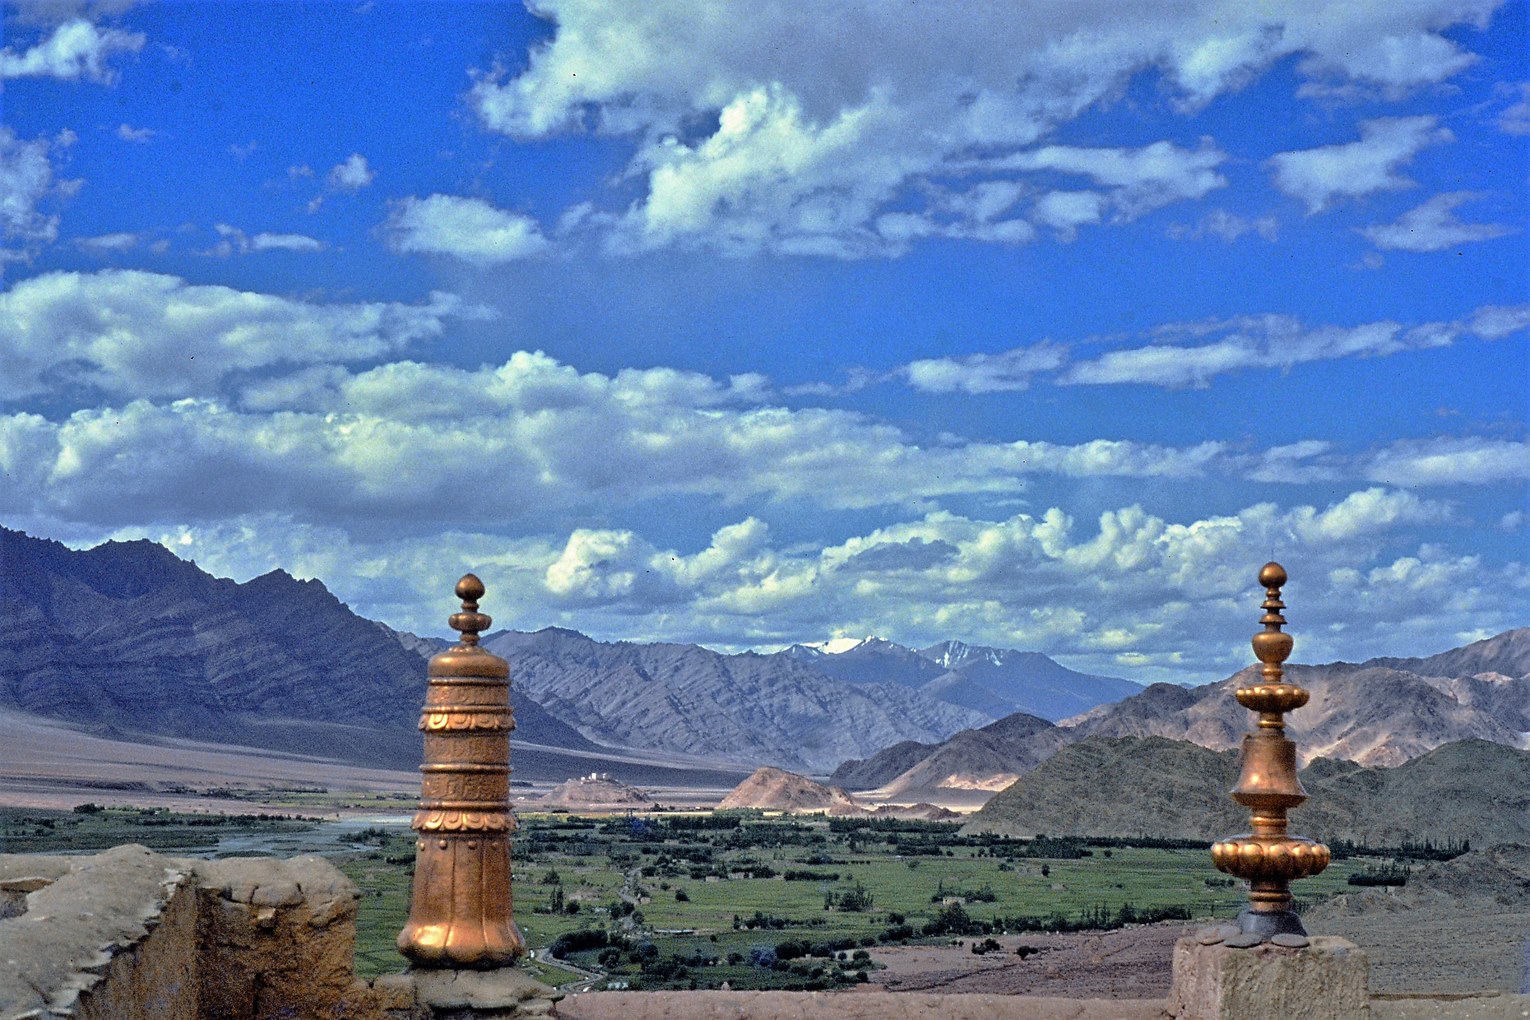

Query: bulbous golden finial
449,573,492,646
1211,561,1329,941
1252,561,1293,683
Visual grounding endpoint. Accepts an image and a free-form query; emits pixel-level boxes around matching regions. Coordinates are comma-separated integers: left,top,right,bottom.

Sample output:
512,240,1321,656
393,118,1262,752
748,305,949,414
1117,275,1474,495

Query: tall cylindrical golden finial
1210,562,1330,940
397,574,525,967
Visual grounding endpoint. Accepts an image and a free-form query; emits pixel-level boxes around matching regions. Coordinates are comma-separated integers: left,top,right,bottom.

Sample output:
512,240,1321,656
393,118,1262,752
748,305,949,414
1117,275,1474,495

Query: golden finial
1252,562,1292,685
1210,562,1330,943
398,573,524,967
448,573,491,646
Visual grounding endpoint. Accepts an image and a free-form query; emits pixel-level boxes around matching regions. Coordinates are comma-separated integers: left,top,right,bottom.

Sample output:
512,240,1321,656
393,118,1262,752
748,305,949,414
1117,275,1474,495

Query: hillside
0,527,748,784
962,736,1530,847
717,766,864,815
1064,655,1530,766
830,712,1065,793
882,712,1071,796
1365,627,1530,681
830,739,938,790
0,528,595,763
840,627,1530,794
538,774,653,808
1310,842,1530,920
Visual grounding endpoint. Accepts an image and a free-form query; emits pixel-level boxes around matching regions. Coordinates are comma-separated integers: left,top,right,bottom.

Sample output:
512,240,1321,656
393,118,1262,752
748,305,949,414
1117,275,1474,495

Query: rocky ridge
1062,653,1530,766
537,774,653,808
960,736,1530,847
1,526,992,776
0,528,597,774
829,627,1530,796
831,711,1068,794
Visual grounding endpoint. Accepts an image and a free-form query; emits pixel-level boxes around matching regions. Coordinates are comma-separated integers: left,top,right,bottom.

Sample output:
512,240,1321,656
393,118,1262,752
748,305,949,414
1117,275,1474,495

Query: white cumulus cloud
326,153,374,191
0,269,467,400
1267,116,1452,213
1359,192,1516,252
0,127,72,260
1366,437,1530,486
384,194,549,264
96,477,1510,678
469,1,1493,256
0,16,144,83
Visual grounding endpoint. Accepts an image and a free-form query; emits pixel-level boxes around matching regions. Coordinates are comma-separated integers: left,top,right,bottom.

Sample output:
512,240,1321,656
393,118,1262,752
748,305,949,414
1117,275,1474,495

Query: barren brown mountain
717,766,865,815
832,628,1530,797
962,736,1530,847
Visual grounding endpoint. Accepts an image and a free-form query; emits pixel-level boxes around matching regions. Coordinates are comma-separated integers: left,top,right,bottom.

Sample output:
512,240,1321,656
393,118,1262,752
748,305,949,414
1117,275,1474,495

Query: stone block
1169,935,1369,1020
410,967,561,1011
372,972,421,1010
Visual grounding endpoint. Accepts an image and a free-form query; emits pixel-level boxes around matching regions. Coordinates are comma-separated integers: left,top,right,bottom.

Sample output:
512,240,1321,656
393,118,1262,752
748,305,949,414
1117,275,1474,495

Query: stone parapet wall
191,855,369,1020
1,845,198,1020
1,845,374,1020
0,846,561,1020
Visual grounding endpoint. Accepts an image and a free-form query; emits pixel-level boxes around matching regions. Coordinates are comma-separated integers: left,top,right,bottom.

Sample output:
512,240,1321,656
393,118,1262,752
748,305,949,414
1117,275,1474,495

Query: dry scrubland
0,710,419,814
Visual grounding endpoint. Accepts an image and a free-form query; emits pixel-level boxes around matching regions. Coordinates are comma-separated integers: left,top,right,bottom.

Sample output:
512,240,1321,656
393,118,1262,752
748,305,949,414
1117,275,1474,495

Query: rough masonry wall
0,845,380,1020
192,856,370,1020
1,845,199,1020
76,873,200,1020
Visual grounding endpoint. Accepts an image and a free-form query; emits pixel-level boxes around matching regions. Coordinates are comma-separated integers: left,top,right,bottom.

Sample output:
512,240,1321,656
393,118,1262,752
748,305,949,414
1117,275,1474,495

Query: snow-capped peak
804,636,876,655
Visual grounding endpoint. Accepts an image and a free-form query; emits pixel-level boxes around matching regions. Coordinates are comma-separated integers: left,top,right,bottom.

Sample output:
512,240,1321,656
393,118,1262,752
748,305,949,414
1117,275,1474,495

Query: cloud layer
470,1,1495,255
122,483,1521,682
0,270,465,399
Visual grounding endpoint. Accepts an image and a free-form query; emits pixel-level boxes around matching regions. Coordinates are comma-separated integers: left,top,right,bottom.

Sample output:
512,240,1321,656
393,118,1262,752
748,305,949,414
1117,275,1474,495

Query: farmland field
5,805,1436,993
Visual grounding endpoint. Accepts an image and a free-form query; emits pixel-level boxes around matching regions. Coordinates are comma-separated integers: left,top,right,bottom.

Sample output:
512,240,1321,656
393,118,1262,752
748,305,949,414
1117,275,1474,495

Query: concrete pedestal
1169,936,1369,1020
373,967,561,1019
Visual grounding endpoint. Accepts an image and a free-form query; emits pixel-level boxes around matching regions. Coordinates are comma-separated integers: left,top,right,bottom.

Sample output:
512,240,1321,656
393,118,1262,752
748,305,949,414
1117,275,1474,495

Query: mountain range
832,628,1530,795
0,526,1135,777
782,636,1139,721
12,525,1520,790
959,736,1530,848
0,527,626,781
480,628,987,771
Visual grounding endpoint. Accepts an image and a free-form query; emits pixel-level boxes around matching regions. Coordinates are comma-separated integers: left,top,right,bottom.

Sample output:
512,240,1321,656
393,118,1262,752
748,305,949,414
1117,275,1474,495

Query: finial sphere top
456,573,485,602
1259,561,1287,588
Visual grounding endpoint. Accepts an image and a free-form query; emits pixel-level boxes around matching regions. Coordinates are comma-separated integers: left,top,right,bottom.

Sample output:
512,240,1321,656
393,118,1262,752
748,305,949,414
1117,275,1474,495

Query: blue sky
2,0,1526,684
